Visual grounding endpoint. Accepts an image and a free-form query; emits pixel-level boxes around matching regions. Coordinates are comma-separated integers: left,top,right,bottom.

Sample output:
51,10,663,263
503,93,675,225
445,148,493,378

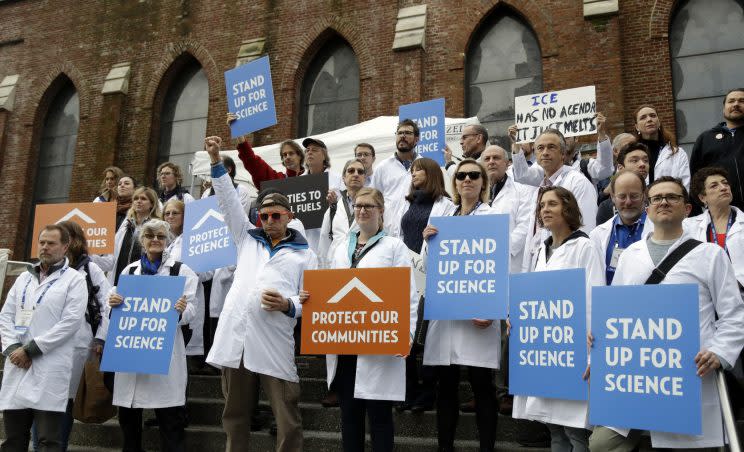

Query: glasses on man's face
396,130,415,137
613,193,643,202
355,152,372,158
460,133,478,140
648,193,685,205
455,171,482,181
259,211,288,222
353,204,379,211
346,167,365,175
144,233,167,241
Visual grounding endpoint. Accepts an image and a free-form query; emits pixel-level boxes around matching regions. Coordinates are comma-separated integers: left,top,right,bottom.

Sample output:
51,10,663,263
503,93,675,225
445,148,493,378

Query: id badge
14,308,33,331
610,247,625,269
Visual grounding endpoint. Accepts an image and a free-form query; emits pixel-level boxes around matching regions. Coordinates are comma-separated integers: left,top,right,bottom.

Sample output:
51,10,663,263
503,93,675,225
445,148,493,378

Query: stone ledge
235,37,266,67
393,4,426,51
583,0,619,18
0,75,19,112
101,62,131,95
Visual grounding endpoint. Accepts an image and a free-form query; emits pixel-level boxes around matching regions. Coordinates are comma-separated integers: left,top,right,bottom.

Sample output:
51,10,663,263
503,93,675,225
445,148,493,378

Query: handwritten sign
182,196,237,272
589,285,701,435
101,275,186,375
514,86,597,143
424,214,509,320
509,269,588,400
399,98,446,165
301,268,410,355
31,202,116,255
263,173,329,229
225,55,277,137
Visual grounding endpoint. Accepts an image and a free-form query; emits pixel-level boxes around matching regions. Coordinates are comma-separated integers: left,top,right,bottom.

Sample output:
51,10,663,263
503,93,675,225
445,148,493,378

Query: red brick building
1,0,742,259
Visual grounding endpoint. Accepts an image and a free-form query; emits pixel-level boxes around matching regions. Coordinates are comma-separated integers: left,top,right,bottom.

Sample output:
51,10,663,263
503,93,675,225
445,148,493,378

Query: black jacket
690,122,744,211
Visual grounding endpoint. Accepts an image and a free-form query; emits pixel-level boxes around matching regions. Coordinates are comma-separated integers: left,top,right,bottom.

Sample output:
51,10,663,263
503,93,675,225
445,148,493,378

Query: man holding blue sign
590,177,744,450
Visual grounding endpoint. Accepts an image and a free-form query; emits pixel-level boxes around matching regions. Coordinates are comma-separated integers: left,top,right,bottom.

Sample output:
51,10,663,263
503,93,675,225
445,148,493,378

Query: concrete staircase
0,356,548,451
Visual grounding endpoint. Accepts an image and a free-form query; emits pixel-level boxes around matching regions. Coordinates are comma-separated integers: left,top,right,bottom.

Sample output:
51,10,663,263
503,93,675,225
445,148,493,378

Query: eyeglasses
455,171,482,181
346,167,365,175
143,233,168,241
159,171,174,177
163,211,182,217
396,131,415,137
613,193,643,202
355,152,372,158
648,194,685,205
461,133,478,140
259,211,289,221
353,204,380,211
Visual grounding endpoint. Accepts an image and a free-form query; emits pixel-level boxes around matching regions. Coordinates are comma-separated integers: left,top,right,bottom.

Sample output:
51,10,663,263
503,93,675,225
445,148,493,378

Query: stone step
0,417,546,452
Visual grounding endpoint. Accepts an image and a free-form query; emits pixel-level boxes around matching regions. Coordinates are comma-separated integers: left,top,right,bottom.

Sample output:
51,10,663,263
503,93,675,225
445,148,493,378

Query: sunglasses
259,211,289,221
455,171,482,181
346,167,365,175
143,233,168,241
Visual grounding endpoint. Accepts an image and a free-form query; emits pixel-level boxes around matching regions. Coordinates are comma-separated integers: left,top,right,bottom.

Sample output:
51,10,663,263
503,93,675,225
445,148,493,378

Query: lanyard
708,210,734,251
20,267,68,310
455,201,482,216
608,213,646,252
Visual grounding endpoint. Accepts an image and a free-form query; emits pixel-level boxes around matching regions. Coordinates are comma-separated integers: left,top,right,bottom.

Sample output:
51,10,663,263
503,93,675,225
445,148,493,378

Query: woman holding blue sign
303,187,418,452
107,219,197,452
421,158,501,452
514,186,604,452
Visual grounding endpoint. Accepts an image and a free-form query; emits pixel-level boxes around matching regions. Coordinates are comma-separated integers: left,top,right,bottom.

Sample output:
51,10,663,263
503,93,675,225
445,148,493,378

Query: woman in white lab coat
634,105,690,189
421,158,501,452
513,186,605,452
303,187,417,452
107,219,197,452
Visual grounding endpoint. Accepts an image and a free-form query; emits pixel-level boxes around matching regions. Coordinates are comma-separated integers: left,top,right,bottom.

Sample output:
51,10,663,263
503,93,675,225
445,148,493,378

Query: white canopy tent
190,115,481,198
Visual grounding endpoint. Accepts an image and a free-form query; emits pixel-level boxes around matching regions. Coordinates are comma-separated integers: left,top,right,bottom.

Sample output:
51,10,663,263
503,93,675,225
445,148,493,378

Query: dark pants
31,399,74,451
405,345,436,404
118,406,186,452
334,355,394,452
435,365,499,452
1,409,63,452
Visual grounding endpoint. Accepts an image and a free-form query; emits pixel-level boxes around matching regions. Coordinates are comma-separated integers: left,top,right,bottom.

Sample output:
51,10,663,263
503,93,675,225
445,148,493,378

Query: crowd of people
1,87,744,452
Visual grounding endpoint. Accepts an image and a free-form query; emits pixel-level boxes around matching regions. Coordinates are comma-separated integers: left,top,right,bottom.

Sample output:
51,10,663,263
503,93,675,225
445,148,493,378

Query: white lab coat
511,138,614,186
158,191,195,210
166,235,205,356
491,177,536,273
91,217,155,287
0,259,87,412
609,232,744,448
325,233,418,401
683,206,744,287
423,203,503,369
110,258,197,409
652,143,690,190
318,193,356,269
512,233,605,429
520,166,598,272
206,169,318,382
304,169,343,255
589,214,655,284
201,182,252,213
371,154,420,239
69,261,110,397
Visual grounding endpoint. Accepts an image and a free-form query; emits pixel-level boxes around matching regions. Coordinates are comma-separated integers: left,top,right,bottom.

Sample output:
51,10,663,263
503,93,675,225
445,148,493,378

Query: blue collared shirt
605,212,646,284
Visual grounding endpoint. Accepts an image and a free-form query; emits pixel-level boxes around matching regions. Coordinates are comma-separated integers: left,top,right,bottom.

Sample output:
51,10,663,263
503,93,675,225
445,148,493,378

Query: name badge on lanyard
610,246,625,269
15,268,66,332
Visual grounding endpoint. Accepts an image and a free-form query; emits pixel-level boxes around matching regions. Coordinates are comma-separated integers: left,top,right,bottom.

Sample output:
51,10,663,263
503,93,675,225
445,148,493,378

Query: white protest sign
514,85,597,143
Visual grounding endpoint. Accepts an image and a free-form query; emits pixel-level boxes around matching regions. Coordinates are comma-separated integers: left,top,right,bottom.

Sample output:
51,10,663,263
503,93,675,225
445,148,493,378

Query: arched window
670,0,744,150
299,38,360,136
158,58,209,190
33,81,79,204
466,12,543,149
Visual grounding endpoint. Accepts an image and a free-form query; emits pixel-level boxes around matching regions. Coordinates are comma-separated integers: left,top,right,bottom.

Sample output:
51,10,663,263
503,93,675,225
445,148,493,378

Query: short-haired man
590,176,744,450
0,225,88,451
371,119,420,238
690,88,744,210
589,170,653,285
157,161,195,204
445,124,489,172
204,135,318,452
354,143,376,185
596,142,651,224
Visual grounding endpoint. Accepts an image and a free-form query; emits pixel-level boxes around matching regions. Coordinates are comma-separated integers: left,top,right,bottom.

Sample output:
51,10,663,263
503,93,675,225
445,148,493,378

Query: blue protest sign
399,98,446,165
424,214,509,320
225,55,277,137
589,284,701,435
181,196,237,273
508,269,588,400
101,274,186,375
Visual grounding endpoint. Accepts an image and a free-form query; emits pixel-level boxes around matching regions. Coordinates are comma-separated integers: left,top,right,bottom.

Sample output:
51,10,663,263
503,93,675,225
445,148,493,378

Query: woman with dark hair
513,186,604,452
421,158,500,452
115,175,136,229
633,105,690,189
685,167,744,287
94,166,124,203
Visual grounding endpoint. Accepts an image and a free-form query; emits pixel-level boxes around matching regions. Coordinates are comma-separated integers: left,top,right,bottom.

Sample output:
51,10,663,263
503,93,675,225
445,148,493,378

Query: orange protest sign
301,267,410,355
31,202,117,255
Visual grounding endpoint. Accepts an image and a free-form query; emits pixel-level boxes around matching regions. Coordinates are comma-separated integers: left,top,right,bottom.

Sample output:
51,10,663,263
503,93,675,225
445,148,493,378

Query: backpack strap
170,261,182,276
579,158,592,182
128,266,137,275
644,239,702,284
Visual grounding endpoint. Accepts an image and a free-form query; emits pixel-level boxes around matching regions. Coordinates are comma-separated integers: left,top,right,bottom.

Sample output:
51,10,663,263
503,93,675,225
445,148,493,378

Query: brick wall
0,0,677,259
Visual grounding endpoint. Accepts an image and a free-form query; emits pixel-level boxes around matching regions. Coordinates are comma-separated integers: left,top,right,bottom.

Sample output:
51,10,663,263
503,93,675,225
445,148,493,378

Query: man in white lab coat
591,176,744,450
0,224,87,451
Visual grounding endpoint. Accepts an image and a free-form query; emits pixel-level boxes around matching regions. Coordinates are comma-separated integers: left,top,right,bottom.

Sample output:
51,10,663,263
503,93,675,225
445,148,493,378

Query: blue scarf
139,254,161,275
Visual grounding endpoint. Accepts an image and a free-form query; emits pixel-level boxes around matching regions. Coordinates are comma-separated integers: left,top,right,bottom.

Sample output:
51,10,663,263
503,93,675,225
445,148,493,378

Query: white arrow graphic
192,209,225,230
57,208,96,224
327,277,383,304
